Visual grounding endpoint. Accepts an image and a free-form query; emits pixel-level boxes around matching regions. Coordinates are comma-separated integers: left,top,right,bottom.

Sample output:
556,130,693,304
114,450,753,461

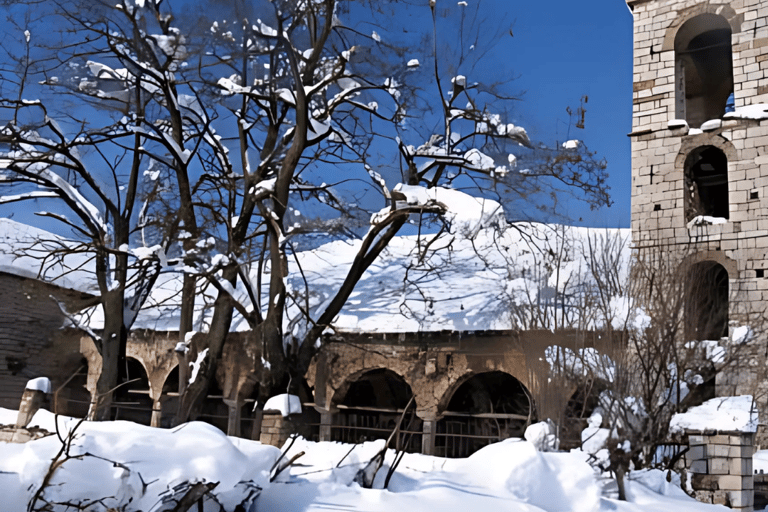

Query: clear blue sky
503,0,634,227
0,0,634,231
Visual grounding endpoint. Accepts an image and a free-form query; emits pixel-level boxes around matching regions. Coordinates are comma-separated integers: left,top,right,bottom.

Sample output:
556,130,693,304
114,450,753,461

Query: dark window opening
686,262,729,341
757,269,765,278
675,14,733,128
751,190,760,200
436,371,533,458
113,357,153,425
332,369,421,451
654,204,661,211
684,146,729,222
560,385,603,450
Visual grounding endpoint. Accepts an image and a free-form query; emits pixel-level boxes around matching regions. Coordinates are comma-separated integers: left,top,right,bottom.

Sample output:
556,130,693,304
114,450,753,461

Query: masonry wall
628,0,768,424
0,272,93,416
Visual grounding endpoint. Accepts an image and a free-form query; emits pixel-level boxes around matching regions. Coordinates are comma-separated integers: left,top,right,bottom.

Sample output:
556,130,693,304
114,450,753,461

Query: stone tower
628,0,768,413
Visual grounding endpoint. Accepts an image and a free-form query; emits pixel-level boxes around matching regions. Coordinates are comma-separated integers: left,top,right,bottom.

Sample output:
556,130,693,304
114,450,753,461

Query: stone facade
686,431,755,511
307,329,616,456
627,0,768,422
0,271,94,417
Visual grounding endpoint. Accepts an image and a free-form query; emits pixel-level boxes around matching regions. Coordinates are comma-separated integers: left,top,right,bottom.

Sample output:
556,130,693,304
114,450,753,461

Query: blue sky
0,0,634,231
506,0,633,227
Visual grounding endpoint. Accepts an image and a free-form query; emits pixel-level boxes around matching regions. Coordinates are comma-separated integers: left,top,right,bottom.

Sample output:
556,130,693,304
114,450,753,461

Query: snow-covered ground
0,407,734,512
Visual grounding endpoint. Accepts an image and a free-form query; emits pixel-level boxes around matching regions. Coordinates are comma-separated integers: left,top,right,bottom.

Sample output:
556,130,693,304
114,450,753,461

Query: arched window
684,146,728,222
332,369,420,451
675,14,733,128
436,371,533,457
686,261,729,341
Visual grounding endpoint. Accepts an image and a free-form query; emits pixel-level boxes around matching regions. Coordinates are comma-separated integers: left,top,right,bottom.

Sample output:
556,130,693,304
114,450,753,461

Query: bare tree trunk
91,293,126,421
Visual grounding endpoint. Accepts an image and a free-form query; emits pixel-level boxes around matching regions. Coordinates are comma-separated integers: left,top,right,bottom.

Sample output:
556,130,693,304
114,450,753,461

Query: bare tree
547,240,763,500
0,0,610,424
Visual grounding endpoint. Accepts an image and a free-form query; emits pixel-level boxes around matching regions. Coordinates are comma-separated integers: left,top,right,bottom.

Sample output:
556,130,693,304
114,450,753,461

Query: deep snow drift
0,407,733,512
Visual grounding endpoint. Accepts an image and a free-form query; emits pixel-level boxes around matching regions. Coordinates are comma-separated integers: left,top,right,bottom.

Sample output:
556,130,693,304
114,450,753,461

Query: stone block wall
627,0,768,422
259,412,294,447
687,431,755,511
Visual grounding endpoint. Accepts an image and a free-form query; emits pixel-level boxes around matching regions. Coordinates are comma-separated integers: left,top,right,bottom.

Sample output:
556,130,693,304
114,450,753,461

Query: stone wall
627,0,768,421
0,272,93,416
687,431,755,511
308,329,617,455
259,412,295,447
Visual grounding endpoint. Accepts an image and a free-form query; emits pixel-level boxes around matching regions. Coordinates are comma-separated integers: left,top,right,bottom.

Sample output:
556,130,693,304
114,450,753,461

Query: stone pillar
251,407,264,440
175,349,188,397
688,430,755,511
151,400,163,428
223,398,243,437
16,389,46,428
260,412,293,447
318,409,333,442
416,408,440,456
421,419,437,456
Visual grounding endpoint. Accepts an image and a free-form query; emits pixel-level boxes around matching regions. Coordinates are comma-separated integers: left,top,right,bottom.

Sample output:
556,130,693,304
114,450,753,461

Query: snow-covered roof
0,190,631,335
0,218,97,294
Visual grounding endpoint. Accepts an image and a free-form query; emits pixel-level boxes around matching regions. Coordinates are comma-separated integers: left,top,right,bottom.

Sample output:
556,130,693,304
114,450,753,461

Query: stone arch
682,250,737,278
675,133,738,168
435,370,534,458
668,11,735,127
112,356,154,425
330,368,421,450
662,4,742,51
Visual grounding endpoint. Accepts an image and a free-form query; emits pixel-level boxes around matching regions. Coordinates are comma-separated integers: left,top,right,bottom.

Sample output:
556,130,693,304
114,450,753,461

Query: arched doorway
332,369,421,452
684,146,729,222
436,371,534,458
674,14,733,127
686,261,729,341
113,357,153,425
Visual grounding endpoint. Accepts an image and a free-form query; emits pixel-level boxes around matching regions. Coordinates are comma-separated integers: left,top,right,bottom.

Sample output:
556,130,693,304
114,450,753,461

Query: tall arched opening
332,368,421,452
684,146,729,222
674,14,733,128
686,261,729,341
436,371,533,458
112,357,153,425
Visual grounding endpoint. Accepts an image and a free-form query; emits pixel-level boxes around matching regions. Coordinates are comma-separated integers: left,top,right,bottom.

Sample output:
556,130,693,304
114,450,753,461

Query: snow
263,394,302,416
0,410,277,511
25,377,51,394
700,119,722,131
723,103,768,120
669,395,758,434
188,347,209,385
0,218,98,293
0,406,740,511
524,421,558,451
0,189,630,335
667,119,688,130
406,58,420,67
562,139,580,149
687,215,727,229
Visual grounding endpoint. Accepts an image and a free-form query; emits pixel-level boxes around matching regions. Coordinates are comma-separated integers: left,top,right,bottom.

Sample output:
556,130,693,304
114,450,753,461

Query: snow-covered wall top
669,395,758,434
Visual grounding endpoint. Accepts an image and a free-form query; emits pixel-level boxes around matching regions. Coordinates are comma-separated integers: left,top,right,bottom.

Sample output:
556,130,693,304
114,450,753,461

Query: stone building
627,0,768,421
0,271,93,417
